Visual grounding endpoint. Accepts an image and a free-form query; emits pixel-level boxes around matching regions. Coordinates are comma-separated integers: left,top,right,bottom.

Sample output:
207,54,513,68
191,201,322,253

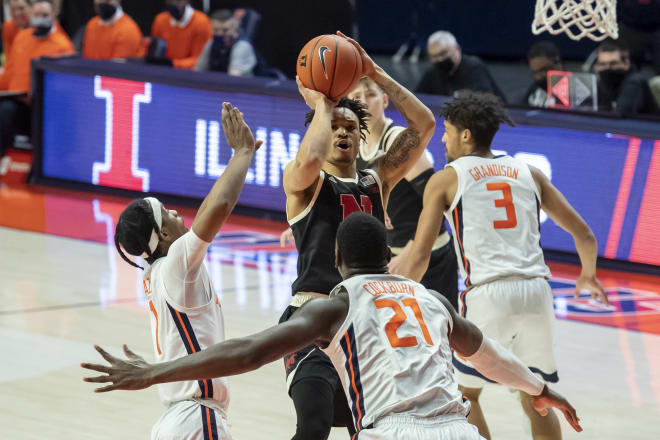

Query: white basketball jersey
322,274,469,432
142,231,230,414
445,155,551,287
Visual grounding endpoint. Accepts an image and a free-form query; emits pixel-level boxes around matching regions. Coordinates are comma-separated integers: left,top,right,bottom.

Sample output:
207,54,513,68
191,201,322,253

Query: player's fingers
254,139,263,151
563,408,582,432
94,345,117,364
123,344,140,359
81,362,112,373
95,384,120,393
83,374,112,383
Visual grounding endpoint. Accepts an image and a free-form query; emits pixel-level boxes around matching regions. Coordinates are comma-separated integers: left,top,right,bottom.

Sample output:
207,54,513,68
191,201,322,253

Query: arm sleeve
194,40,211,71
159,229,212,307
466,336,545,396
228,40,257,76
172,18,211,69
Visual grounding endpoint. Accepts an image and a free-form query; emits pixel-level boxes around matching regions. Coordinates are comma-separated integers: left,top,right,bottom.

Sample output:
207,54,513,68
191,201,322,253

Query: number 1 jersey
445,155,551,288
322,274,470,432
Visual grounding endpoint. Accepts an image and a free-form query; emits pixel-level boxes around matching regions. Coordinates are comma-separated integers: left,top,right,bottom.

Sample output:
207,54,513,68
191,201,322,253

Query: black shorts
420,239,459,310
279,304,341,394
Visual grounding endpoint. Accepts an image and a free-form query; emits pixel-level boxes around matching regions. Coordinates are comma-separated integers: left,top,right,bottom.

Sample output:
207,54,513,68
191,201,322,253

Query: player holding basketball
111,102,261,440
279,31,435,439
395,91,608,440
83,213,583,440
280,76,458,308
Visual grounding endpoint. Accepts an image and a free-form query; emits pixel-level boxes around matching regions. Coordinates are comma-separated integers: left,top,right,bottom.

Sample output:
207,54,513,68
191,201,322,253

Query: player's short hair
442,91,514,150
336,212,389,267
427,31,457,47
304,97,370,141
210,9,233,22
114,199,162,269
527,41,560,60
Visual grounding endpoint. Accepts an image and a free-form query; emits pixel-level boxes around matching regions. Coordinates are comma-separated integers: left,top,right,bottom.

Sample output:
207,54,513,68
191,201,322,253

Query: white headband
141,197,163,258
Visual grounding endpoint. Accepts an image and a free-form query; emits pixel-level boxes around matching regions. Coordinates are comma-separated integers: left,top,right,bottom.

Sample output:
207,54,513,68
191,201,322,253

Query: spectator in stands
194,9,256,76
151,0,211,69
82,0,143,60
416,30,505,101
519,41,563,107
594,40,659,115
3,0,32,57
0,0,73,157
617,0,660,74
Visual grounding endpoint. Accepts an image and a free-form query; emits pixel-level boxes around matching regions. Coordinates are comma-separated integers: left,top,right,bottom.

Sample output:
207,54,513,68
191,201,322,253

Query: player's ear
382,93,389,109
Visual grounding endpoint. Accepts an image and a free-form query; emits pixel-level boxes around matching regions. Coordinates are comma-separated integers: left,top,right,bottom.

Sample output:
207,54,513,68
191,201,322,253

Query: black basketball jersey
290,169,386,295
356,122,447,248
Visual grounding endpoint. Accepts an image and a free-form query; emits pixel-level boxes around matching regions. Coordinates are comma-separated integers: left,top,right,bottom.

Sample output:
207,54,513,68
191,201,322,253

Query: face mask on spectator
31,17,53,37
165,4,185,21
98,4,118,21
599,69,627,91
434,58,454,75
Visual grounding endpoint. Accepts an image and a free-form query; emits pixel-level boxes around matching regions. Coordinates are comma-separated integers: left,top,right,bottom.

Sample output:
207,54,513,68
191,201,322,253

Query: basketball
296,34,363,101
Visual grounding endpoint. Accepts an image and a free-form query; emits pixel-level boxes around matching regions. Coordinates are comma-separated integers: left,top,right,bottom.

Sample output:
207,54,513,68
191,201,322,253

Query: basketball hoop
532,0,618,41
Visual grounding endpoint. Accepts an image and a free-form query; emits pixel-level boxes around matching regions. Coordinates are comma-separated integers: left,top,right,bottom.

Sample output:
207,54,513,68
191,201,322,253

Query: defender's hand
575,274,609,306
82,345,154,393
532,385,583,432
221,102,263,153
336,31,377,78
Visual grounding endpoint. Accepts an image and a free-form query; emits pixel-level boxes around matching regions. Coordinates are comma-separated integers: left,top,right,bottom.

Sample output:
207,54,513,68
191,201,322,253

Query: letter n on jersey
340,194,373,219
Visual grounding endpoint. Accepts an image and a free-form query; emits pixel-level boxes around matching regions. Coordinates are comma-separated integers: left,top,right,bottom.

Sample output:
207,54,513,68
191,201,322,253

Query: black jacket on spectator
416,54,506,101
598,72,660,116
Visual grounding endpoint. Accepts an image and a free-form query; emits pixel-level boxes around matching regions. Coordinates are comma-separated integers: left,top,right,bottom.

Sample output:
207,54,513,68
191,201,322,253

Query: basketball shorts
453,276,558,389
279,304,341,393
356,415,483,439
151,400,231,440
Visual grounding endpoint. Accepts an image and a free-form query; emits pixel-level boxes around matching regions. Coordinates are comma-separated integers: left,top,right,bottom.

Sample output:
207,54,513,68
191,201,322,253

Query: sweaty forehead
332,107,358,124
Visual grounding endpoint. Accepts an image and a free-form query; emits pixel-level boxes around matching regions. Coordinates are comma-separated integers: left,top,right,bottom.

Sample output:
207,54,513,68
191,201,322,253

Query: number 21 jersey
445,155,550,287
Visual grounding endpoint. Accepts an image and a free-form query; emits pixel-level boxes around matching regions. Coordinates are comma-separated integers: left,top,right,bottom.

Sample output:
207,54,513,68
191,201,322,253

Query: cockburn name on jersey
468,164,519,182
363,281,415,297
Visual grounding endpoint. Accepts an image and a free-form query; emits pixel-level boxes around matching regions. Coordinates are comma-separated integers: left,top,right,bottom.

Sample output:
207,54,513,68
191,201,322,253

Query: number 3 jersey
322,274,470,431
445,155,550,287
289,169,385,295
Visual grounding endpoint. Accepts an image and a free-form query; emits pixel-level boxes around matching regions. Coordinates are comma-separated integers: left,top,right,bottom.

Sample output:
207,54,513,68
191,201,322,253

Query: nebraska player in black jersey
280,32,436,439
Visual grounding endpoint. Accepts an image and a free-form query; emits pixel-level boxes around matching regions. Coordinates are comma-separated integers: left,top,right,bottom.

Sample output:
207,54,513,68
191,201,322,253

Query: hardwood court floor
1,183,659,439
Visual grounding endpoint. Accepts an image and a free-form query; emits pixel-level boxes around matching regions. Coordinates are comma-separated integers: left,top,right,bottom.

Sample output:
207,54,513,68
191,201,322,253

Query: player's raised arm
428,291,583,433
191,103,262,242
282,77,336,196
81,297,347,392
396,169,456,281
528,166,609,306
337,31,435,193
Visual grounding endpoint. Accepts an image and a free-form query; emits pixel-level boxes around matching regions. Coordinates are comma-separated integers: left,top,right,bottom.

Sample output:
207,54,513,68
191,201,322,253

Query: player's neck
365,116,388,151
343,267,388,279
323,162,357,179
465,149,495,159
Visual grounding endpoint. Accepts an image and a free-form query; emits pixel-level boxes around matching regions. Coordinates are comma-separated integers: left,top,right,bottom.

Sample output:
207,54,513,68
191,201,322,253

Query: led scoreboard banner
31,58,660,267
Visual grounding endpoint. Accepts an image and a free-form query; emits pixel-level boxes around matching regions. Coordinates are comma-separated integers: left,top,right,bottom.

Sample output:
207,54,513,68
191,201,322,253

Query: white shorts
454,277,558,389
151,400,232,440
357,415,484,439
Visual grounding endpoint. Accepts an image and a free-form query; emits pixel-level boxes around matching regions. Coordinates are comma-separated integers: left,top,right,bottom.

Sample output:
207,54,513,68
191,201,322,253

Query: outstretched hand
532,385,583,432
575,274,609,306
221,102,263,153
336,30,376,78
81,345,154,393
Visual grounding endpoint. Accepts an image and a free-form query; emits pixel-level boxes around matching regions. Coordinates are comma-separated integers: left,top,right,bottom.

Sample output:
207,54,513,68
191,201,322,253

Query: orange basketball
296,34,363,101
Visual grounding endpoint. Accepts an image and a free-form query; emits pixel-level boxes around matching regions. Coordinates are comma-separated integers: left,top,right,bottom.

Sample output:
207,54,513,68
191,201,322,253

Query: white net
532,0,618,41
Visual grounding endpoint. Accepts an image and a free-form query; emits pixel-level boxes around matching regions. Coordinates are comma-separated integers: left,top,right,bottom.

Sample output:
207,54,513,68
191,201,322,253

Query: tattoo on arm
382,128,420,168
